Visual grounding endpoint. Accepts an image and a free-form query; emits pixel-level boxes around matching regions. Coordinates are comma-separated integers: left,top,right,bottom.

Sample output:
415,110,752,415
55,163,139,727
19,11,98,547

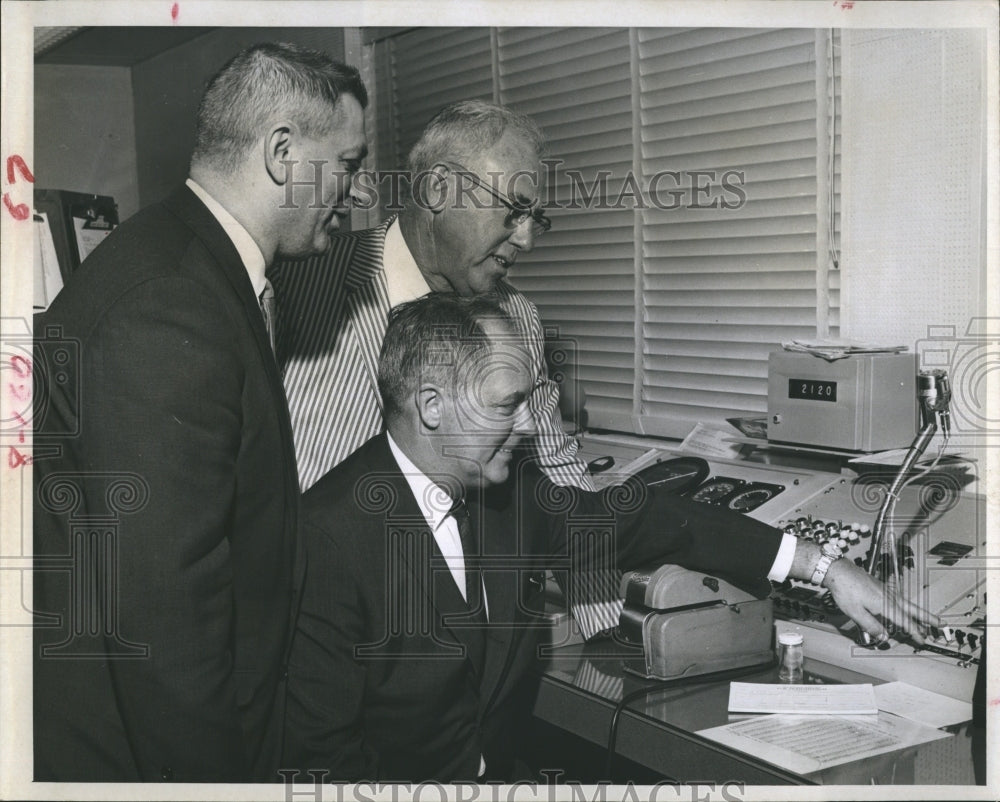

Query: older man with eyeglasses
273,99,592,493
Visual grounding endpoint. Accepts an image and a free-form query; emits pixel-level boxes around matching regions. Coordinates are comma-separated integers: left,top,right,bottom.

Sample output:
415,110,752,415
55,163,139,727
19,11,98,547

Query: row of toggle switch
771,594,829,622
778,517,872,582
926,625,981,653
779,516,870,549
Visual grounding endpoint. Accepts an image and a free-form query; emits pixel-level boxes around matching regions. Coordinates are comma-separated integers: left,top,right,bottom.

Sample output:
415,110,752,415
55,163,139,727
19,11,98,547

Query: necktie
450,499,486,618
448,498,488,677
259,279,277,356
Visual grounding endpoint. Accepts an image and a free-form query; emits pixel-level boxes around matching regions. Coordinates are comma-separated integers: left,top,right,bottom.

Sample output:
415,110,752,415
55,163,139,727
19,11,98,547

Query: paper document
846,449,969,467
73,215,115,261
697,711,950,775
873,682,973,729
781,339,908,362
33,211,63,309
677,423,744,460
728,683,878,715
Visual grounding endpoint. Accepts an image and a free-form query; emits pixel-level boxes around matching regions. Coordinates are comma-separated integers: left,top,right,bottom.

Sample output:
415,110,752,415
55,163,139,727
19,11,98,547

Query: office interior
29,24,993,791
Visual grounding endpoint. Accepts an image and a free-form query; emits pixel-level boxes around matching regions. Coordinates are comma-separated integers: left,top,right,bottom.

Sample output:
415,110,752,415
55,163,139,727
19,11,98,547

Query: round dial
727,487,775,512
692,481,737,503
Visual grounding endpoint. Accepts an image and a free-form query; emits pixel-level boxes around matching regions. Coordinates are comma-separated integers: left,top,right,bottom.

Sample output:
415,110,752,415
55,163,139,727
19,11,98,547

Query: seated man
283,294,933,783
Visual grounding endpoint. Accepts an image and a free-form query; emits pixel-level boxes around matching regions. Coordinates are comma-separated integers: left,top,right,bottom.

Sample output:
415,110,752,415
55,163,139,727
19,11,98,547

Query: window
368,27,840,438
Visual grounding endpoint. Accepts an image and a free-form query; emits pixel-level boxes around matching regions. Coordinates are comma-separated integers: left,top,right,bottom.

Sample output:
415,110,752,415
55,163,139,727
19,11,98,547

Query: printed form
727,682,878,715
697,712,950,775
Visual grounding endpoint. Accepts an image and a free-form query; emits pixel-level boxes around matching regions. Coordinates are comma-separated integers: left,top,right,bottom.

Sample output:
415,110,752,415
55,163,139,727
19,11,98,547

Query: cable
880,431,950,591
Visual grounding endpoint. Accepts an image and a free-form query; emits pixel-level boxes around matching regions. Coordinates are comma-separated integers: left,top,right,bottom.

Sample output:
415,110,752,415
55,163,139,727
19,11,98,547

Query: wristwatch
810,542,843,586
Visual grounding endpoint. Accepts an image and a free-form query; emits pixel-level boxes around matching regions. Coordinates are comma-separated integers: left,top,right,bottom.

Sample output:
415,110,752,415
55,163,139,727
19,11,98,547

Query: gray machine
767,351,918,451
618,565,774,680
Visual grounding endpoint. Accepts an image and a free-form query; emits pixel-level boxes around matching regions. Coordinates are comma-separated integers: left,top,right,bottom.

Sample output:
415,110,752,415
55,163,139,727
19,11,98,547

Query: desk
528,640,982,786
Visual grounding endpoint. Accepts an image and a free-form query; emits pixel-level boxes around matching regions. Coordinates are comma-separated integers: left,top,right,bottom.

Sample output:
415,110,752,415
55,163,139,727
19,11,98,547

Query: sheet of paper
728,682,878,715
847,449,969,467
677,422,744,459
73,216,115,261
873,681,973,729
33,211,63,309
780,339,908,362
696,711,950,775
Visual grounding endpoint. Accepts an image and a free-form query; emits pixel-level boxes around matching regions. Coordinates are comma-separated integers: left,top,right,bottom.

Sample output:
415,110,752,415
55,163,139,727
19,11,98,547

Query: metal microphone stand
860,370,950,645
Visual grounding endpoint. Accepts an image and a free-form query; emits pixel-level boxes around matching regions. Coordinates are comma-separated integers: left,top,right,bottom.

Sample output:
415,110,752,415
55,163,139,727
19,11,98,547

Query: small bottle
777,631,804,683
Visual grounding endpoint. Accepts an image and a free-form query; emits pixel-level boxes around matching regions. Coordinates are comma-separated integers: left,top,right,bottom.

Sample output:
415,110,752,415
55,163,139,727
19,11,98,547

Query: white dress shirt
185,178,267,298
768,534,797,583
383,217,433,309
386,432,488,614
386,433,489,777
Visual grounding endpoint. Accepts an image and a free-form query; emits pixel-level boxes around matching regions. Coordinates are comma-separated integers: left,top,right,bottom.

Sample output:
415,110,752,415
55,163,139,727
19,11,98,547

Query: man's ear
417,163,452,217
416,384,443,430
264,122,295,185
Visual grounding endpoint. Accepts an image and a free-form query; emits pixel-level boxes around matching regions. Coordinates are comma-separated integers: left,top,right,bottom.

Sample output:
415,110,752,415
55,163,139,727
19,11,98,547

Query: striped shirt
271,218,595,492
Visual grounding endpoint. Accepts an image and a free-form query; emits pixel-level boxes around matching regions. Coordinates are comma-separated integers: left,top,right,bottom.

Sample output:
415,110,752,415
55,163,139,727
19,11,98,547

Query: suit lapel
161,186,296,482
163,187,276,374
161,184,300,656
368,436,489,679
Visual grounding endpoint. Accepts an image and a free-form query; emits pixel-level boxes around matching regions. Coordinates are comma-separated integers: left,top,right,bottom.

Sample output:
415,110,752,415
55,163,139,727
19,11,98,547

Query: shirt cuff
766,533,797,582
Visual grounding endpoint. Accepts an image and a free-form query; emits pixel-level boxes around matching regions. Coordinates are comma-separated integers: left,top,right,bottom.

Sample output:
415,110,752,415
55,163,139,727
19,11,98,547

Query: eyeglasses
439,161,552,237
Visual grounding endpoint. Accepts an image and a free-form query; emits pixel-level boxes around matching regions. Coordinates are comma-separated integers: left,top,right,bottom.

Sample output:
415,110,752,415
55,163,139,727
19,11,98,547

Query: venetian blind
636,28,829,437
372,27,839,437
496,27,638,431
370,27,494,176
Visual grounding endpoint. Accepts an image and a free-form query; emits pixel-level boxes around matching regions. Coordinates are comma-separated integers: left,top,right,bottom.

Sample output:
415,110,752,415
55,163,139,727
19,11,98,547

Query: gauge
691,480,738,504
636,457,710,495
727,487,776,512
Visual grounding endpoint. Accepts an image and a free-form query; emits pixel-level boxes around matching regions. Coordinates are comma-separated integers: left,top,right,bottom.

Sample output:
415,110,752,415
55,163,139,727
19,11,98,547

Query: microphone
918,369,951,437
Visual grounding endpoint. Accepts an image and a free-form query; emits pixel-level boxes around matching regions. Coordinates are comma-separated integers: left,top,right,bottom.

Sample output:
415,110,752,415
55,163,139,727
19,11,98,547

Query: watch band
810,543,842,585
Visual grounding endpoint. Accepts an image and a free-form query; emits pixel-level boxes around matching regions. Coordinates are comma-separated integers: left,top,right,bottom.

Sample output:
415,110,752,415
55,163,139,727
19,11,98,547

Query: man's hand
786,538,940,644
822,557,941,645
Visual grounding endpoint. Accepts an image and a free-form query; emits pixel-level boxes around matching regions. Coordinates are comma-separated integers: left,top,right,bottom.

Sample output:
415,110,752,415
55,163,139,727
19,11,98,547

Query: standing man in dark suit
33,42,367,782
283,294,934,782
273,100,594,493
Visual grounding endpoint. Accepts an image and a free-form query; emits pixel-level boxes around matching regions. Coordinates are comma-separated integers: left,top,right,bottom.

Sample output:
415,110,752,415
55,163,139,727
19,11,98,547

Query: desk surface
532,639,983,786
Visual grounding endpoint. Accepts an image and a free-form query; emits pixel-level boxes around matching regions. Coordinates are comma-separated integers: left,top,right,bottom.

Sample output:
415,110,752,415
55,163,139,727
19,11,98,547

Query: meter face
691,479,740,504
727,487,777,512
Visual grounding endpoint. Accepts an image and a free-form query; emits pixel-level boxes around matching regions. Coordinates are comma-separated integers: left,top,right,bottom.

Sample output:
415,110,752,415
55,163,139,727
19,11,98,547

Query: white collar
386,432,455,533
383,217,431,309
186,178,268,297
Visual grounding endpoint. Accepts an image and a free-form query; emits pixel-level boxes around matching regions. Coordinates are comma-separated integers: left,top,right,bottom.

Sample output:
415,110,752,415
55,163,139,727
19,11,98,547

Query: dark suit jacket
282,433,781,782
33,185,300,782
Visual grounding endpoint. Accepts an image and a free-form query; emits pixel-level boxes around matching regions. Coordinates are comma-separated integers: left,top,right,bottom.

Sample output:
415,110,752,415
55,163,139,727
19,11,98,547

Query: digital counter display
788,378,838,402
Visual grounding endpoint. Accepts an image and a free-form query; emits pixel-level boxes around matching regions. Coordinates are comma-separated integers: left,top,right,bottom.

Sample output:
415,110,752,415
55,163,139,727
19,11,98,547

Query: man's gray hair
378,294,518,422
191,42,367,172
406,100,546,176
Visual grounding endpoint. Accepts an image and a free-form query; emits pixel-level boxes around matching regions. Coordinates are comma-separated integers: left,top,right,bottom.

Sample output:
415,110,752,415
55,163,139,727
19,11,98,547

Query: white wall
840,29,987,350
131,28,347,210
33,29,350,222
840,28,990,449
34,63,140,220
